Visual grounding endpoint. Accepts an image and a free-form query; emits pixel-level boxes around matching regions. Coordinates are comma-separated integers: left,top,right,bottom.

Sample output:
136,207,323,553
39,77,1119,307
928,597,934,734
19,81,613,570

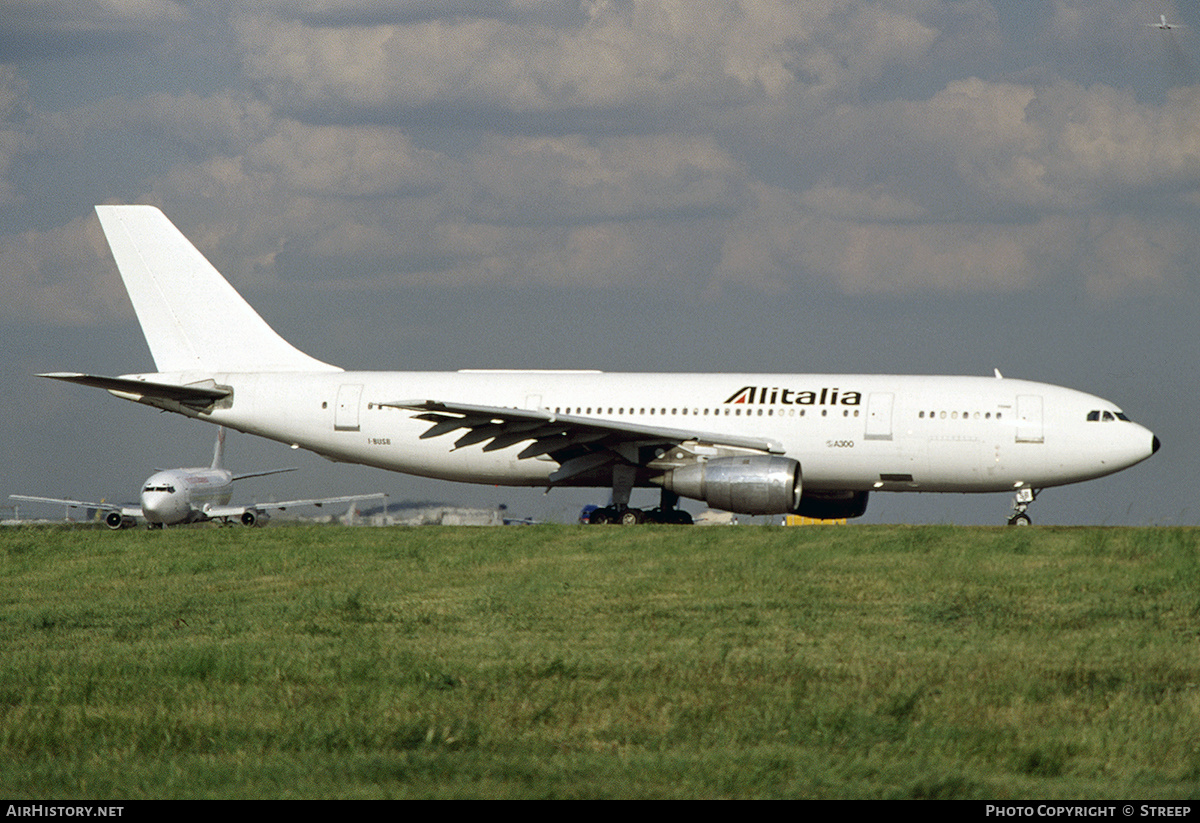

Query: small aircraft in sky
12,427,385,528
40,206,1159,526
1148,15,1183,30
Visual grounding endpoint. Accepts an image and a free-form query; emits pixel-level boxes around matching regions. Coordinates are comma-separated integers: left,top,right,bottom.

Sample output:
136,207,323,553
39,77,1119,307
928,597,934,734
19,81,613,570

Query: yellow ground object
784,515,846,526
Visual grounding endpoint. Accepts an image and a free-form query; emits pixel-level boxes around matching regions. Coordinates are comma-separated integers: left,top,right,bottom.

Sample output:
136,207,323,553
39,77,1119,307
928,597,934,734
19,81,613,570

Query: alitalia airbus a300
43,206,1159,526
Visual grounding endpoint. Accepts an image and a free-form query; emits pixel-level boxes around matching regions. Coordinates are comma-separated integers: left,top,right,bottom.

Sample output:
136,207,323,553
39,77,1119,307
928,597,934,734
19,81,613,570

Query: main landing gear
587,506,694,525
587,467,694,525
1007,487,1039,526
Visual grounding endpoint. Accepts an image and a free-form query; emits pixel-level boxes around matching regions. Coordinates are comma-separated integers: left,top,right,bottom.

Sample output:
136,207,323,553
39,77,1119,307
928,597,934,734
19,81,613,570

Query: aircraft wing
386,399,784,482
9,495,142,518
204,493,386,520
232,468,298,481
40,373,230,409
249,492,387,512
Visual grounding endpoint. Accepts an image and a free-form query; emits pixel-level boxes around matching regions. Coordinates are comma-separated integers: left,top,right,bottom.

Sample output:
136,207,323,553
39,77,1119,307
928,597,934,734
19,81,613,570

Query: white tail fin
95,205,341,374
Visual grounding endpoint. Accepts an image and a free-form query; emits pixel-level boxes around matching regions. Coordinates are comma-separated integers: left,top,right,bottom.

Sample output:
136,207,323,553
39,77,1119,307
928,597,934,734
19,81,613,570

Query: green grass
1,523,1198,798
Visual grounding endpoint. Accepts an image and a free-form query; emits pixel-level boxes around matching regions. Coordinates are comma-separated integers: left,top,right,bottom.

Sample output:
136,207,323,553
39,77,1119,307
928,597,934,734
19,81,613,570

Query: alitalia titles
724,386,862,407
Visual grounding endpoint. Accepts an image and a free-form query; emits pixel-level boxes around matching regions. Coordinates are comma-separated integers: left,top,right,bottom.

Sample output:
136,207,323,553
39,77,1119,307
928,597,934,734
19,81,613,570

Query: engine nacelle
653,456,802,515
105,511,136,530
240,509,268,527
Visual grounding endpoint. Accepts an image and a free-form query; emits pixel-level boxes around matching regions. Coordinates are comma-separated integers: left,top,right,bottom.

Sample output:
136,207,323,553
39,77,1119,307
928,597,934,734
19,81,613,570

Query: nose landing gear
1007,487,1039,526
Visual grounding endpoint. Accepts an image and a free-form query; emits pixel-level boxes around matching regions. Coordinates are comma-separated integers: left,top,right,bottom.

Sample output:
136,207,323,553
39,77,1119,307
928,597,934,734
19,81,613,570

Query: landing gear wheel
1007,488,1039,527
619,508,645,526
588,508,612,525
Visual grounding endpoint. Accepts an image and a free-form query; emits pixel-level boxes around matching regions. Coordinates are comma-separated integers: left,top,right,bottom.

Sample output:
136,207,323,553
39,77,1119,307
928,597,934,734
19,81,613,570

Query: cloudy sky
2,0,1197,525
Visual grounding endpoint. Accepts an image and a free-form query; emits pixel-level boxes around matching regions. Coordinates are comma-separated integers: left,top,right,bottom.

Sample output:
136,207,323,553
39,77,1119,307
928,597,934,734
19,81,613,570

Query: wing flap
548,452,616,483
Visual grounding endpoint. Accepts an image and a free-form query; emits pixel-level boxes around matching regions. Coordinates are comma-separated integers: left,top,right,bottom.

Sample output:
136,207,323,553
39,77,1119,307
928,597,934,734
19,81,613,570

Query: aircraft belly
372,442,553,485
794,443,900,491
922,437,996,491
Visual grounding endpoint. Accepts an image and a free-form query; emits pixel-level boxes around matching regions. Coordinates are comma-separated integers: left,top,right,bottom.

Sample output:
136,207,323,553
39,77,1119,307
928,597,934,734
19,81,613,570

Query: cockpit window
1087,410,1132,423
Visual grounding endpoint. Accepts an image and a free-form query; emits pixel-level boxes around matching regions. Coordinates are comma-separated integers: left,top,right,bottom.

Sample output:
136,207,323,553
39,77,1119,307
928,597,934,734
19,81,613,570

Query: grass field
1,523,1198,799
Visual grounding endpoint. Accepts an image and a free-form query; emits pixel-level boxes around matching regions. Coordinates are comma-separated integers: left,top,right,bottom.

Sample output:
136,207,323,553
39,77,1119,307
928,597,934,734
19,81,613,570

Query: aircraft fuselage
121,370,1158,496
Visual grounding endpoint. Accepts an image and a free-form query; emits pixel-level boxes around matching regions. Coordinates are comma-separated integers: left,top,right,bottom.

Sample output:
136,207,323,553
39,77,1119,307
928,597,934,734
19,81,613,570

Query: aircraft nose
141,490,179,524
1116,423,1159,470
142,493,166,521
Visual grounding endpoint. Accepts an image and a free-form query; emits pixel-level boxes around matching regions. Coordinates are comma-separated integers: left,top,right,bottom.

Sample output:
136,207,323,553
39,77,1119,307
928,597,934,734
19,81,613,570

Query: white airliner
12,427,385,529
1149,15,1183,30
41,206,1158,526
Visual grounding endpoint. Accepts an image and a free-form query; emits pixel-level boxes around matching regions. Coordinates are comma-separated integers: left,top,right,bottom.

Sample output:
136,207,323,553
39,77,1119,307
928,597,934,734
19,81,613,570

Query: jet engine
240,509,269,527
105,511,136,530
653,455,802,515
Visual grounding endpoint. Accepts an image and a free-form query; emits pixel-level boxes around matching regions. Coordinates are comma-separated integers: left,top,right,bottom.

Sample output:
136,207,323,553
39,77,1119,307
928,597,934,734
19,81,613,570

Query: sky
1,0,1197,526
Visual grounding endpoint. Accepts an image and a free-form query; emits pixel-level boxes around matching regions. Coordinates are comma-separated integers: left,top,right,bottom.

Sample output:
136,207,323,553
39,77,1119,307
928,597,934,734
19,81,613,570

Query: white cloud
246,121,447,197
233,1,950,118
465,133,744,224
796,183,928,222
4,1,1197,309
825,77,1200,214
0,0,185,30
0,215,129,325
1078,213,1196,298
717,176,1200,298
717,182,1048,294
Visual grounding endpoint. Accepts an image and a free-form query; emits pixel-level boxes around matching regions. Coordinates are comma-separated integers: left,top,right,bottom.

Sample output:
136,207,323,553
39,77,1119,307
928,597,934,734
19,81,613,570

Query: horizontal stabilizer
40,372,230,407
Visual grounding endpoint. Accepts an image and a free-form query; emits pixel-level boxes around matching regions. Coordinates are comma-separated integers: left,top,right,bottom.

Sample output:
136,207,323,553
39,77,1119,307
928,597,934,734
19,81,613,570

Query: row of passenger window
553,406,862,418
918,410,1004,420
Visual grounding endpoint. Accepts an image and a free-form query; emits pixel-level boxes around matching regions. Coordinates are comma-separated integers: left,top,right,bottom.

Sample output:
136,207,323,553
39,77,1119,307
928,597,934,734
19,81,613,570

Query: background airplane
41,206,1158,526
1148,15,1183,30
11,427,386,529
